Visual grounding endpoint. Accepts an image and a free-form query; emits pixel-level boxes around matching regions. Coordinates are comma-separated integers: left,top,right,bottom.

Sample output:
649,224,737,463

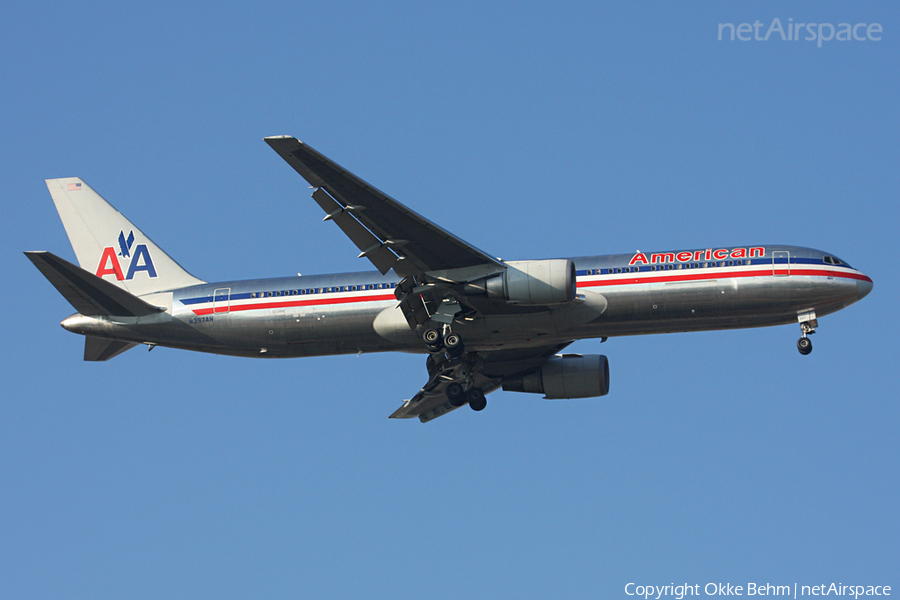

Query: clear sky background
2,1,897,598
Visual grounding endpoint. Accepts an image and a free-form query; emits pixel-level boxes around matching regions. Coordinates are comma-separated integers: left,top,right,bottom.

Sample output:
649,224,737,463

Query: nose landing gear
797,310,817,355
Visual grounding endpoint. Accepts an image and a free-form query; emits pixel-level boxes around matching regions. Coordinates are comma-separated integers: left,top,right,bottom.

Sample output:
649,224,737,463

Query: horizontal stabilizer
24,251,164,317
84,337,138,361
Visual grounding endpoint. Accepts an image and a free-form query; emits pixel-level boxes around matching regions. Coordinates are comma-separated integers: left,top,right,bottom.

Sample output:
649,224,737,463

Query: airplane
25,136,874,422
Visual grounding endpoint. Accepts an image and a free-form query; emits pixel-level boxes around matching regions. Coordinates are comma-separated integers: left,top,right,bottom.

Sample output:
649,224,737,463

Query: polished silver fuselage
61,245,872,359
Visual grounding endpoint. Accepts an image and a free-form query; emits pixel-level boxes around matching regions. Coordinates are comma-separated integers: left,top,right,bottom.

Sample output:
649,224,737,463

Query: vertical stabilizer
45,178,205,296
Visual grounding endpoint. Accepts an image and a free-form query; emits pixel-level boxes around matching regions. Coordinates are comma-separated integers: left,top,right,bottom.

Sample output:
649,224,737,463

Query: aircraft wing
264,136,502,277
390,342,573,423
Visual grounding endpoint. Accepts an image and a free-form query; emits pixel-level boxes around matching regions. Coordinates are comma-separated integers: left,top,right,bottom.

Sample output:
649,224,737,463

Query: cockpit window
824,255,851,267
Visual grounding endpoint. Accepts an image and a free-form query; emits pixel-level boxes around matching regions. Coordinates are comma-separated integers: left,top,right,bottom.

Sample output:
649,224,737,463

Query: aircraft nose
857,277,873,301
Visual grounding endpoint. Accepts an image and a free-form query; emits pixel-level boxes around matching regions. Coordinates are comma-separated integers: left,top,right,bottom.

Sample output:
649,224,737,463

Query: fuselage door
213,287,231,313
772,251,791,276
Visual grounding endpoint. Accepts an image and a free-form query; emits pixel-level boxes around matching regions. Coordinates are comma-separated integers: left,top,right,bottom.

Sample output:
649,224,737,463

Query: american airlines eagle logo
118,230,135,258
95,230,158,280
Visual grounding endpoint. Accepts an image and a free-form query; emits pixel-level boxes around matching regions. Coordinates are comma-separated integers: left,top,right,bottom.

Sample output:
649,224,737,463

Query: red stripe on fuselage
577,268,871,288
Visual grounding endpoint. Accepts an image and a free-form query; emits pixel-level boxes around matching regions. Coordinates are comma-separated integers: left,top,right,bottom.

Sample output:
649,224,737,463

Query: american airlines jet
26,136,874,422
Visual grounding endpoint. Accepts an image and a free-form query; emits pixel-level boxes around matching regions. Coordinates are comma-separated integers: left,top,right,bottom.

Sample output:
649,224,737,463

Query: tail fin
45,178,205,296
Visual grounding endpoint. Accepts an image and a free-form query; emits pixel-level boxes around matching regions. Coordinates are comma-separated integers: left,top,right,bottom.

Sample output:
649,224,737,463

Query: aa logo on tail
96,230,157,280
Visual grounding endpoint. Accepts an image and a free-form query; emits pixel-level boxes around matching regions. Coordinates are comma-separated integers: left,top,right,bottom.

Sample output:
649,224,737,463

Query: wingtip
263,135,300,143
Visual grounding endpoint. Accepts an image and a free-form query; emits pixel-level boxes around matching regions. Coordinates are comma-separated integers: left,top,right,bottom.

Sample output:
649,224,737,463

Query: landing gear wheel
467,388,487,412
446,382,466,407
797,337,813,355
423,328,443,353
443,332,464,357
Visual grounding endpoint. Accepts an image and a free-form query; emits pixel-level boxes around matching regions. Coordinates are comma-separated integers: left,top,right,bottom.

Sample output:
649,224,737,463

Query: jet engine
464,259,575,305
502,354,610,399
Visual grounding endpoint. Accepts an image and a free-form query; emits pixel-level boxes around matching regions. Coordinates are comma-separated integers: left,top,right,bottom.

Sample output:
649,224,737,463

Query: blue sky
2,1,897,598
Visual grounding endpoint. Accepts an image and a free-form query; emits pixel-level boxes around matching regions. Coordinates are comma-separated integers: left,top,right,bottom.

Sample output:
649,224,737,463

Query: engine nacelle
465,259,575,305
502,354,610,399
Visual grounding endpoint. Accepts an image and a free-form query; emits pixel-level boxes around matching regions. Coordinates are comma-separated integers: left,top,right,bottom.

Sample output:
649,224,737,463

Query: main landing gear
797,310,817,356
425,327,486,412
